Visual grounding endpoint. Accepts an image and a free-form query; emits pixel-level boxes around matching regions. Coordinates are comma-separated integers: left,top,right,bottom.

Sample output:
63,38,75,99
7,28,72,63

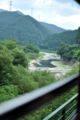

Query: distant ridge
0,9,6,12
0,9,66,33
40,22,66,33
0,9,24,15
43,30,78,50
0,10,50,46
0,9,77,50
15,10,24,15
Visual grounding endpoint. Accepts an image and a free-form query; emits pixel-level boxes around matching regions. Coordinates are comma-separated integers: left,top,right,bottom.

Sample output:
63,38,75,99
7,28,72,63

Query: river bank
28,52,72,78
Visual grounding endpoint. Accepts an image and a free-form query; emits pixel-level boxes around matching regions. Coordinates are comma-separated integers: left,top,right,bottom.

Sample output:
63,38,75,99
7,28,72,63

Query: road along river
28,52,71,78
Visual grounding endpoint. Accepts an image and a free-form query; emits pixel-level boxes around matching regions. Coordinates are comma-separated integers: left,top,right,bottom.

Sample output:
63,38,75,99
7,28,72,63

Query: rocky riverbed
28,52,71,78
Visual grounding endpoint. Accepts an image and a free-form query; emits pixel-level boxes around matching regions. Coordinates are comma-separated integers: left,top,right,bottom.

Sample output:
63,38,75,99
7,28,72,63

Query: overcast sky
0,0,80,30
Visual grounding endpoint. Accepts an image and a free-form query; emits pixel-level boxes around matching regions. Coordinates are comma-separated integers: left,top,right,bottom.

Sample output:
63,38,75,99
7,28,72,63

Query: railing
43,94,78,120
0,75,80,120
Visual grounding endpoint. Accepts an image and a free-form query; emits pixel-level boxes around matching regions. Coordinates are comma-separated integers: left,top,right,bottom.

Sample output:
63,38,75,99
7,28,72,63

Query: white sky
0,0,80,30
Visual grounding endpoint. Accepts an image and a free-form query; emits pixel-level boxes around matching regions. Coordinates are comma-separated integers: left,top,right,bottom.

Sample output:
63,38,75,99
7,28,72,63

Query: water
34,59,59,68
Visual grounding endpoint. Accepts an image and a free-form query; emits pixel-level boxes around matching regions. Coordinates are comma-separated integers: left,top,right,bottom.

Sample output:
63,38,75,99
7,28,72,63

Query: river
29,52,71,78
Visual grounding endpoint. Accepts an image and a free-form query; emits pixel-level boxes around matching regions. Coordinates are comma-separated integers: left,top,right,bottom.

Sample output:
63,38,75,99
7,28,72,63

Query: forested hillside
0,40,78,120
0,10,78,51
0,40,56,102
41,22,65,33
0,10,79,120
0,11,50,45
57,27,80,61
0,9,6,12
42,30,78,50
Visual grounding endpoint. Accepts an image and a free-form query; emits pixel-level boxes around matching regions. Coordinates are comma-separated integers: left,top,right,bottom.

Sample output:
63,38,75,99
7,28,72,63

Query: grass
40,49,57,53
52,60,71,69
39,52,45,59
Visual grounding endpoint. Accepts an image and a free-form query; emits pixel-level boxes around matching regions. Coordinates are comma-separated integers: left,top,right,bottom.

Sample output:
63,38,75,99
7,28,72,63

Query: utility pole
39,15,40,21
9,0,13,11
31,8,33,17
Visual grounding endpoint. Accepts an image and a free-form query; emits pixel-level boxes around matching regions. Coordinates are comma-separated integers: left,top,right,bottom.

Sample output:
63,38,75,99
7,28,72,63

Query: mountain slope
0,9,66,34
0,10,78,51
40,22,65,33
41,30,78,50
0,11,50,45
0,9,6,12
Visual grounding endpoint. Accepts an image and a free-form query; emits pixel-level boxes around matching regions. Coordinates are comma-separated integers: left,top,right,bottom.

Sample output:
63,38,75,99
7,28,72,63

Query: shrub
0,85,18,103
12,48,28,68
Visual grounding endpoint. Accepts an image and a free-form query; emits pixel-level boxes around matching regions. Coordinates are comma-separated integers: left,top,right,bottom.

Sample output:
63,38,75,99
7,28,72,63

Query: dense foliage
24,44,39,53
0,11,78,51
0,40,56,102
42,30,78,50
0,10,79,120
40,22,65,33
0,11,50,46
0,40,78,120
0,40,28,85
23,44,39,60
57,28,80,61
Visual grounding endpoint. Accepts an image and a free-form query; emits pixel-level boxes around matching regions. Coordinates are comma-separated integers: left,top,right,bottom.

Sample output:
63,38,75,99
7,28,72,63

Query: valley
0,8,79,120
29,52,72,78
0,10,78,51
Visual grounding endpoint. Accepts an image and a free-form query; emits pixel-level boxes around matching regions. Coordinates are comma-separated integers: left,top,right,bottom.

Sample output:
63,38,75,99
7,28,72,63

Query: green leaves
57,43,80,61
43,30,78,50
0,12,49,47
0,45,13,84
0,40,29,85
12,48,28,67
3,40,17,50
0,40,56,103
76,27,80,45
0,85,18,103
24,44,39,54
23,44,39,60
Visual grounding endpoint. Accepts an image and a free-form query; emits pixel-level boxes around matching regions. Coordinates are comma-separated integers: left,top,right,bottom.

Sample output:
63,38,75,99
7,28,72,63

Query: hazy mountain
0,9,6,12
0,9,24,15
15,10,24,15
0,10,77,50
40,22,65,33
0,11,50,46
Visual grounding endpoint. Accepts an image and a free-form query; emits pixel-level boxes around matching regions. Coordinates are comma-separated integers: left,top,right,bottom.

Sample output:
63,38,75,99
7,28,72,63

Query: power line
39,15,40,21
31,8,34,17
9,0,13,11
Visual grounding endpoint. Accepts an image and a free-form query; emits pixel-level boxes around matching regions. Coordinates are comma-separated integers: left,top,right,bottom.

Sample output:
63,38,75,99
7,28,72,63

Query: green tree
12,48,28,68
24,44,39,53
76,27,80,44
2,40,17,50
57,43,79,61
0,45,13,84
